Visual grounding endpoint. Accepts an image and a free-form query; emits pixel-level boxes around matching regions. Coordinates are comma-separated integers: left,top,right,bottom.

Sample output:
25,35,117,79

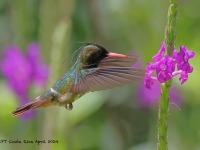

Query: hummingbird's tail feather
12,96,52,117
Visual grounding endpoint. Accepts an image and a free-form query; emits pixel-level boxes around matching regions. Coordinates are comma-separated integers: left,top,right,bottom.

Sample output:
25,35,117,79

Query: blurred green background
0,0,200,150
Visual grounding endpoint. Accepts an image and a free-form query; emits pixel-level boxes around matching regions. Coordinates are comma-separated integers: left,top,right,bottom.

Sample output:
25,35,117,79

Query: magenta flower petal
180,46,195,60
144,62,155,89
152,42,165,62
144,74,154,89
156,56,175,83
176,46,194,67
179,72,188,84
175,46,194,83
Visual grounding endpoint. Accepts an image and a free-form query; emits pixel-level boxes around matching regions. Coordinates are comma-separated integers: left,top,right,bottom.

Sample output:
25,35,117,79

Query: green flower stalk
165,0,178,56
157,1,178,150
157,80,172,150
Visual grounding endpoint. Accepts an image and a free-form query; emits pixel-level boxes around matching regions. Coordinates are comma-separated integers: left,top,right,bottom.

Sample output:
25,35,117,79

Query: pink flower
144,42,195,89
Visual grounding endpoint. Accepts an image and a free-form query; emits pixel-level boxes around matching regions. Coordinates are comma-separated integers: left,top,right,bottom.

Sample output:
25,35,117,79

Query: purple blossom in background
1,46,31,96
27,43,49,86
136,81,182,108
144,42,195,89
0,43,49,120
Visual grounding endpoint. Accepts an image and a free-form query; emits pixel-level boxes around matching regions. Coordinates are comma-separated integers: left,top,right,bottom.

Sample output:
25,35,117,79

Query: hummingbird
12,43,145,116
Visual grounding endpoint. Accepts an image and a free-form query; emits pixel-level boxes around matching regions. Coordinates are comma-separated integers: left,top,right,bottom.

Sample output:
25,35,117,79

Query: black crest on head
82,43,109,68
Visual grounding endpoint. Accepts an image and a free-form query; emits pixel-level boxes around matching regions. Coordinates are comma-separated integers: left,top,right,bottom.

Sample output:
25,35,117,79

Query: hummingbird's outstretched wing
70,55,144,93
70,67,145,93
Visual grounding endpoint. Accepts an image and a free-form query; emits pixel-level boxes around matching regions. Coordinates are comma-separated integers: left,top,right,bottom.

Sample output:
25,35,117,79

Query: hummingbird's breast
48,87,84,106
50,69,84,106
57,92,84,106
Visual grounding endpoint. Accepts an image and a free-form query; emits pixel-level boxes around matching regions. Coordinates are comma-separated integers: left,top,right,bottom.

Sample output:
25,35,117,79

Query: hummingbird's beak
107,52,128,58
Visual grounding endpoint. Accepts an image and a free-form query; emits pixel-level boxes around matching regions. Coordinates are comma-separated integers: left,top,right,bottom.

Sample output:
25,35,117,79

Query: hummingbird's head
78,43,108,68
78,43,128,69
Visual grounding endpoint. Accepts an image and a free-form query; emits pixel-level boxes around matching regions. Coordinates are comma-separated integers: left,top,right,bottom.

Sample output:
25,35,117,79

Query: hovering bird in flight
12,43,144,116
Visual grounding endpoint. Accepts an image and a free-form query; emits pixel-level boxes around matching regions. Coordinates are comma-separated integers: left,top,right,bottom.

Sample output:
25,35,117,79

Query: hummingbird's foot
65,103,73,110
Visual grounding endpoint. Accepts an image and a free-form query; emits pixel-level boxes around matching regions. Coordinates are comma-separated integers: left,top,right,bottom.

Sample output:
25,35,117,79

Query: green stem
164,0,178,56
157,1,178,150
157,80,172,150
